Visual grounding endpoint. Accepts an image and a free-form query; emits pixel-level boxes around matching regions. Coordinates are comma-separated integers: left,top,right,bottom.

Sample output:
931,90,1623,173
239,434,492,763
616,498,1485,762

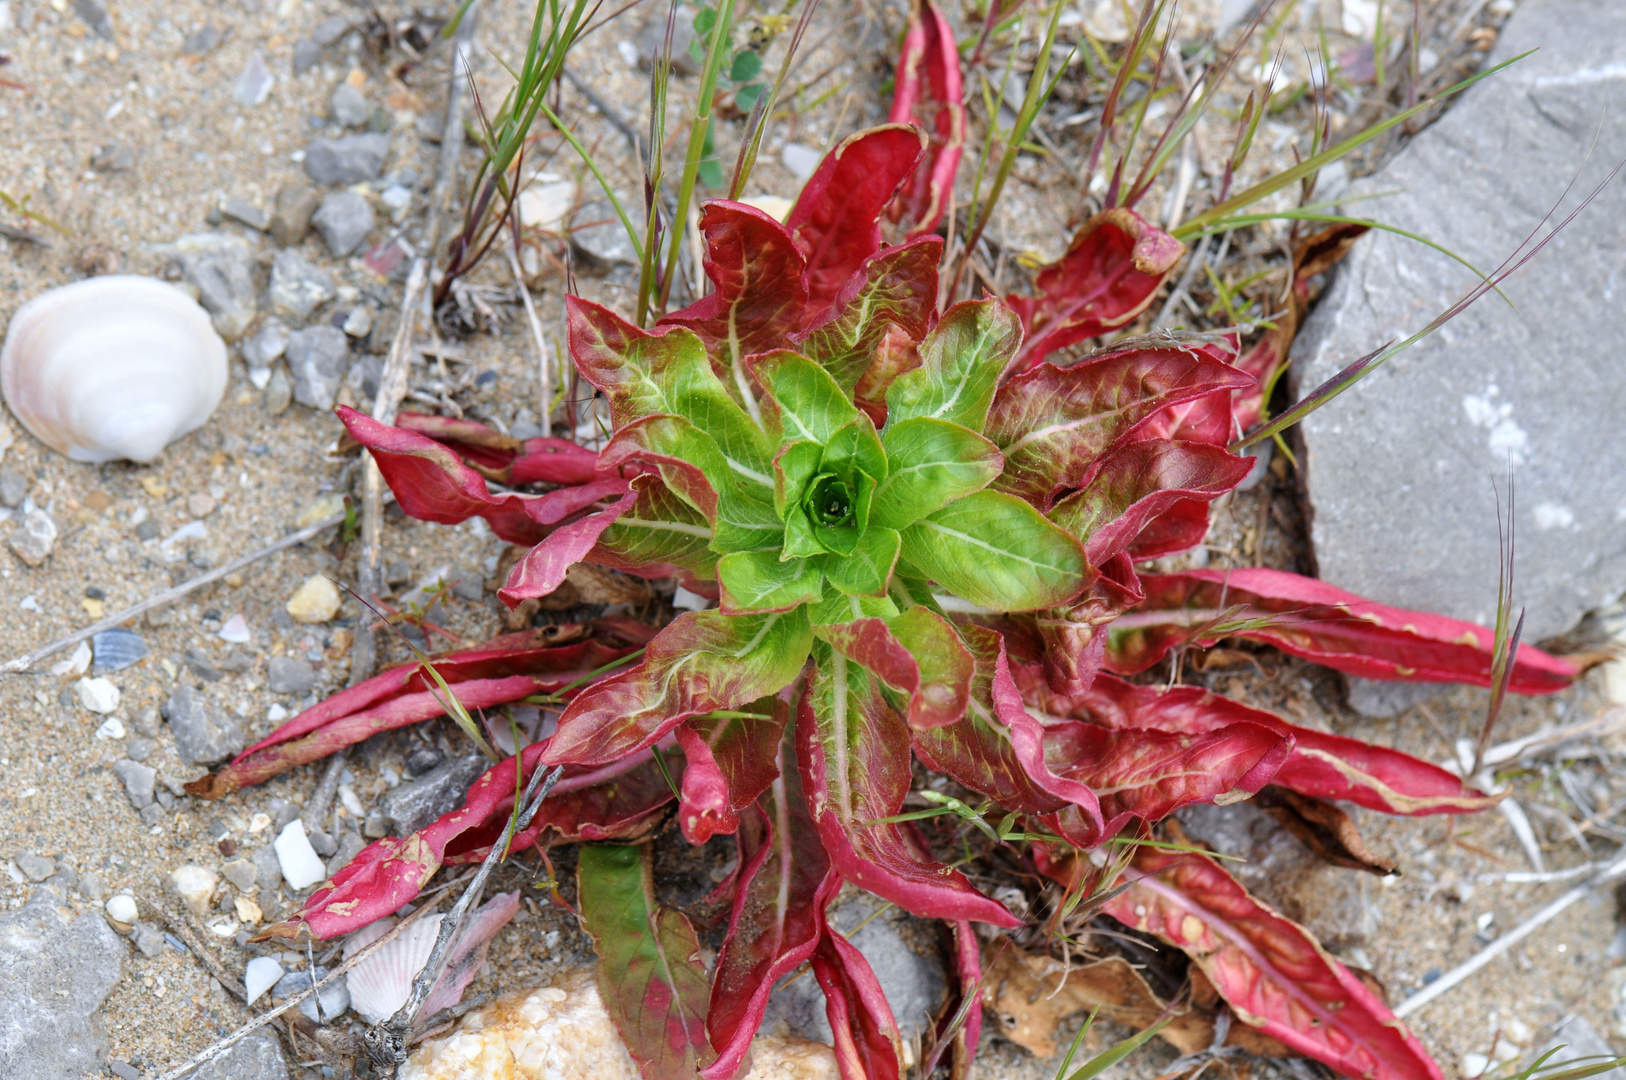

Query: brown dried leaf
1257,787,1398,876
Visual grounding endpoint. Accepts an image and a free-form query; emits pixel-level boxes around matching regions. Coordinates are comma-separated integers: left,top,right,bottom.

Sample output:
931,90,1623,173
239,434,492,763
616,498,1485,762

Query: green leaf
718,550,824,613
821,414,889,489
899,490,1087,612
729,49,762,82
821,525,901,597
734,82,763,110
884,299,1020,430
810,590,900,626
807,470,876,557
578,844,715,1079
693,7,717,35
751,350,859,447
594,474,719,583
773,439,825,518
782,505,825,560
873,418,1004,530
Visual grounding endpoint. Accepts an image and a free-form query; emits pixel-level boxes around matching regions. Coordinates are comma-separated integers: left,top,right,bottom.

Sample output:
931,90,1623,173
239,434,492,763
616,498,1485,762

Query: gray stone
302,134,391,186
78,873,106,903
347,354,383,399
569,200,639,271
109,1061,141,1080
308,829,337,857
0,469,25,508
380,754,489,837
1293,0,1626,651
139,804,165,827
219,649,253,674
166,684,244,766
764,892,945,1046
70,0,112,39
180,24,224,58
242,320,288,368
90,143,134,172
330,830,366,874
293,38,321,76
125,736,155,762
269,183,321,248
175,233,258,342
253,844,282,894
188,1029,289,1080
312,16,350,45
134,519,160,542
329,82,371,128
268,249,335,319
110,760,156,810
285,326,351,410
15,854,53,882
311,190,375,257
9,508,57,567
129,921,165,958
635,6,698,75
92,629,149,674
1178,801,1374,950
183,645,222,683
267,657,316,694
266,366,293,415
222,196,271,232
0,886,123,1079
132,706,161,739
221,857,258,892
1529,1016,1623,1079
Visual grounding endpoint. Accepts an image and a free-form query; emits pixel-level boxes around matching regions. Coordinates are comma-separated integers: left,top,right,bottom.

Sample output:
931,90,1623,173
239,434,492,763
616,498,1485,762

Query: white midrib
832,652,851,820
916,518,1070,573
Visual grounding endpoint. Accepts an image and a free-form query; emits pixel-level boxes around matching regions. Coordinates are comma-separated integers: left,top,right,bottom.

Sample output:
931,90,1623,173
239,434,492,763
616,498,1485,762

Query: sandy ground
2,0,1621,1078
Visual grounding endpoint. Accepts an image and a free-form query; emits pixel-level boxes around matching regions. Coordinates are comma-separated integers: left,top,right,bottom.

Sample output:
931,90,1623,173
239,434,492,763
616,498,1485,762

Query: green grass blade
539,100,645,263
1064,1013,1173,1080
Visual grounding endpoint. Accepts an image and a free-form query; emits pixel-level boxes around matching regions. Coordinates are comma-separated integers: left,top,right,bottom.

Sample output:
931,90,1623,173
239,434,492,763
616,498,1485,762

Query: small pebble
170,864,221,917
130,922,165,958
112,759,156,809
233,52,274,107
94,716,126,740
125,736,156,762
106,894,139,924
133,706,162,738
274,820,328,890
92,628,150,674
245,956,284,1006
187,493,217,518
183,645,223,683
221,857,258,892
219,614,252,643
10,508,58,566
329,81,371,127
80,872,107,902
15,853,54,882
109,1061,142,1080
221,195,272,232
219,649,254,674
270,182,323,248
0,469,27,507
312,190,375,257
268,657,317,694
286,575,342,623
343,306,373,338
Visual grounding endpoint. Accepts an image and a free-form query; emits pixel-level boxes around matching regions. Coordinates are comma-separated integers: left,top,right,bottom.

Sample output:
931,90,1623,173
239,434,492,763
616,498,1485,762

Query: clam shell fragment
0,275,227,463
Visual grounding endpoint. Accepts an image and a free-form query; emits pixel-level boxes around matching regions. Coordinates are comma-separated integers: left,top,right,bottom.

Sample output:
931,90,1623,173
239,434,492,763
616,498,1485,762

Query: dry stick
151,895,449,1080
370,762,565,1069
502,228,553,437
1393,846,1626,1018
352,7,480,686
303,747,350,829
0,504,378,675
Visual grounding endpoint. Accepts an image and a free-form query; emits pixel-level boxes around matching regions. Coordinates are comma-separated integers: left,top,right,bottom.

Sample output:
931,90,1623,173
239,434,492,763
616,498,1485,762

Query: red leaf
590,472,720,586
792,236,942,400
1103,848,1443,1080
544,608,813,767
1110,568,1579,693
1032,552,1144,695
658,202,810,381
394,412,602,486
256,746,675,941
674,699,788,845
986,342,1253,509
1027,669,1499,816
908,624,1070,816
810,870,905,1080
496,488,639,606
798,644,1022,926
1006,209,1186,368
187,627,647,799
702,735,831,1079
784,125,927,312
1049,440,1252,564
1039,718,1291,844
887,0,965,236
816,607,975,730
339,406,628,546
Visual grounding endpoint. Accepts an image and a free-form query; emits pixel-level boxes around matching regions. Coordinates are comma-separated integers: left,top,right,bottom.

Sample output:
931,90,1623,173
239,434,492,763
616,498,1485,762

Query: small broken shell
403,968,839,1080
346,892,521,1025
0,275,227,463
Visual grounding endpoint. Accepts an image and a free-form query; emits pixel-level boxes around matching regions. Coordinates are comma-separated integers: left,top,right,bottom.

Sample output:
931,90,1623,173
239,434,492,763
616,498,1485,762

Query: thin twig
152,896,448,1080
0,503,387,674
1393,847,1626,1018
369,762,565,1071
144,901,248,1002
354,7,480,685
303,748,350,831
503,223,553,437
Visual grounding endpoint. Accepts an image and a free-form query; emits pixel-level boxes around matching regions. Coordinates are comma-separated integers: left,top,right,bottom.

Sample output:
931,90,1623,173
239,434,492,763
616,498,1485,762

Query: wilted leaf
1256,787,1398,875
395,411,601,486
673,698,788,845
887,0,965,236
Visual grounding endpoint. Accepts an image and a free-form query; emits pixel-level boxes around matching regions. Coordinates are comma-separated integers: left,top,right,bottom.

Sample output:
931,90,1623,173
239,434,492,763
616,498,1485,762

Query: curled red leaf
809,870,905,1080
887,0,965,236
394,412,601,486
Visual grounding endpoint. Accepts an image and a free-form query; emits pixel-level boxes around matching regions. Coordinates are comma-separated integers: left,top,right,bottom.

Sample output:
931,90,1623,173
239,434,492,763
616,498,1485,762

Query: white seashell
402,969,839,1080
345,914,443,1024
244,956,284,1006
0,275,227,463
